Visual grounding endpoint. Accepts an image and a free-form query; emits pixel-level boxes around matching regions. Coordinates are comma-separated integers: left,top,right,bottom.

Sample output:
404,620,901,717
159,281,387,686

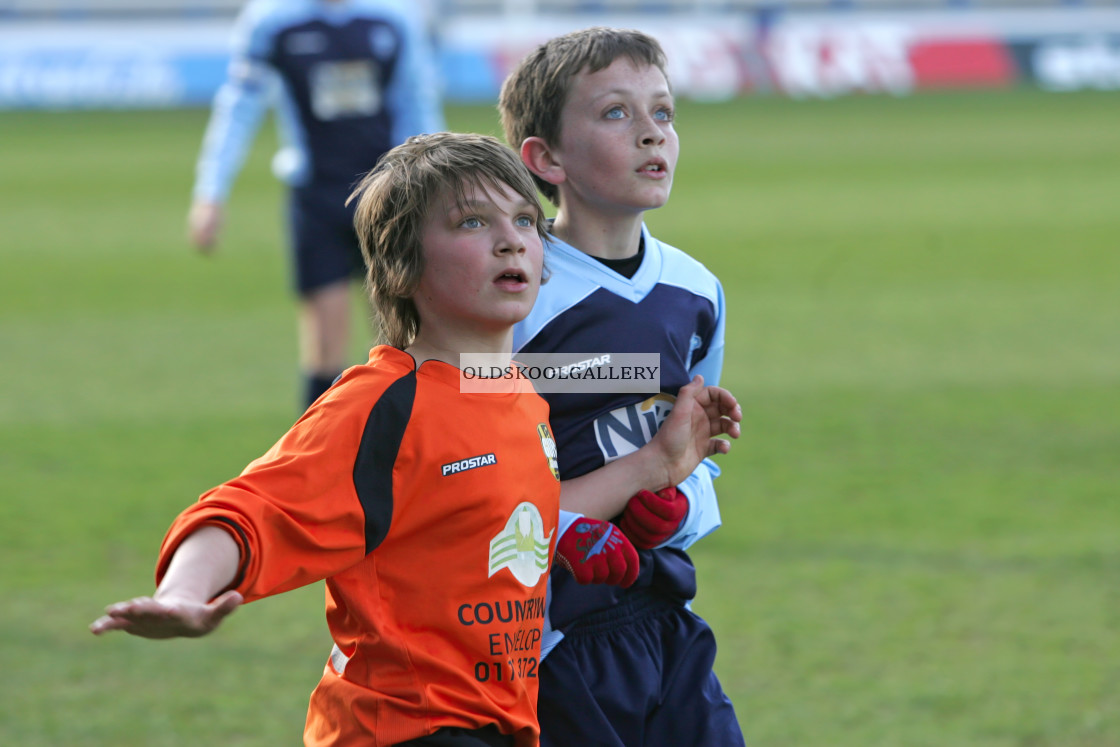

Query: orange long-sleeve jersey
156,347,561,746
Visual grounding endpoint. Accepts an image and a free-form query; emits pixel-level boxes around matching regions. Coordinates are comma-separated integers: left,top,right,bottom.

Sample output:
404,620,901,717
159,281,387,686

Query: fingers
619,488,688,549
695,385,741,440
636,489,679,520
89,592,242,639
679,377,740,427
89,596,164,636
90,614,133,636
187,202,223,252
714,415,741,440
556,518,640,586
709,385,742,421
211,590,244,613
618,512,660,549
611,539,640,588
640,488,688,523
706,437,732,458
673,375,704,409
698,385,741,424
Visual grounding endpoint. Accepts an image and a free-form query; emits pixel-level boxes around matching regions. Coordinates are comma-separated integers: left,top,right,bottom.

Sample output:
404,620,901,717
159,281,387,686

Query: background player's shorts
288,182,366,295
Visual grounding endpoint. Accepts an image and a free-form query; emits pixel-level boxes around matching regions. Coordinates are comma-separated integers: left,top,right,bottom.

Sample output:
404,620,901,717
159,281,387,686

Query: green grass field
2,89,1119,746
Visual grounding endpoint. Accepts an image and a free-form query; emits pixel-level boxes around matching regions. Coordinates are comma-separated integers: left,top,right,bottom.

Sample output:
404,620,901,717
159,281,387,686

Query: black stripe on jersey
353,371,417,555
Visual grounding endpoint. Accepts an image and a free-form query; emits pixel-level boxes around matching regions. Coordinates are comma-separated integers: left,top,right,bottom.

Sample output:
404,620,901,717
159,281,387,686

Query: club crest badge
537,423,560,481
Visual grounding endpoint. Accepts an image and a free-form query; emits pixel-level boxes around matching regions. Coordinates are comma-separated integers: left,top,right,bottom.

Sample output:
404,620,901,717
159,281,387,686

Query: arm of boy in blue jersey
620,279,728,550
554,376,738,582
559,376,740,521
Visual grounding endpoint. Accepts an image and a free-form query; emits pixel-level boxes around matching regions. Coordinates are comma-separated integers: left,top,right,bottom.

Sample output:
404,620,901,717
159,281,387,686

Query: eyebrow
453,197,538,215
592,87,673,103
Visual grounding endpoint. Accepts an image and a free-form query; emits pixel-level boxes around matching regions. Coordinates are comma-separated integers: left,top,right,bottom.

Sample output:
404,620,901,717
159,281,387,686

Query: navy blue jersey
513,226,727,640
193,0,443,201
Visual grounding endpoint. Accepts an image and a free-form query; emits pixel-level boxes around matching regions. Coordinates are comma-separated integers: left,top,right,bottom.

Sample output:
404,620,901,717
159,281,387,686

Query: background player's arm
187,11,274,251
89,525,242,639
561,375,741,520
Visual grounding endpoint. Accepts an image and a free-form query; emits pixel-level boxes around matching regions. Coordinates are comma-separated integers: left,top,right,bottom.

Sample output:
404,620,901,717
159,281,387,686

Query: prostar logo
441,452,497,477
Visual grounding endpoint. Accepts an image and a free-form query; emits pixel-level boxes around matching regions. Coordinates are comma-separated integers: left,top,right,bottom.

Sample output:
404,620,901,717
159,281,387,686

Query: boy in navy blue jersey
499,27,745,746
188,0,444,409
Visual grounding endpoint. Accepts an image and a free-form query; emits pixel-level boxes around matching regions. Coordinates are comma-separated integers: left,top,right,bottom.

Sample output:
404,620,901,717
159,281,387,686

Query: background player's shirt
513,226,726,650
157,347,559,747
193,0,444,201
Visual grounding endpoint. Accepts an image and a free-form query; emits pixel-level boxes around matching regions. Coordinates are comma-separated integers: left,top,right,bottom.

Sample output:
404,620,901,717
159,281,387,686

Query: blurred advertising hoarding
438,14,760,102
759,9,1120,98
0,21,230,108
1,10,1118,109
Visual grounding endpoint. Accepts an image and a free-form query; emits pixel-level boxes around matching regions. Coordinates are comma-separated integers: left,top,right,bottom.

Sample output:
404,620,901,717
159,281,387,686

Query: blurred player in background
188,0,444,410
500,27,746,746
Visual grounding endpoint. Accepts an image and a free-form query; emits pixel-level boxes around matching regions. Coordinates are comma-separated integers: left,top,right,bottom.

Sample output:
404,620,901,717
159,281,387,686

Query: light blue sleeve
688,277,726,388
191,7,274,203
386,7,445,144
540,508,583,660
663,277,728,550
556,508,583,540
539,575,563,660
664,458,723,550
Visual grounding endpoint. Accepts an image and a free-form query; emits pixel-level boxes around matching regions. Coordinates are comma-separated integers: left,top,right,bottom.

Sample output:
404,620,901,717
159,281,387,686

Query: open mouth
496,270,527,283
641,161,667,175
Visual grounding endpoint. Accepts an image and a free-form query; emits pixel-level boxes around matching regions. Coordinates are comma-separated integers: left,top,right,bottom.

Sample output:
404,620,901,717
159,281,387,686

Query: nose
494,219,527,255
638,112,666,147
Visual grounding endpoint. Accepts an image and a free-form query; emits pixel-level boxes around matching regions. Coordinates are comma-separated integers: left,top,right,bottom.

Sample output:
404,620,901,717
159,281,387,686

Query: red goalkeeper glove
618,487,689,549
555,517,639,587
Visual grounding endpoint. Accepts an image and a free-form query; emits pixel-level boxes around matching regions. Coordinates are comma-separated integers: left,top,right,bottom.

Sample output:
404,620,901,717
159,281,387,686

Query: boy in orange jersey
90,132,741,747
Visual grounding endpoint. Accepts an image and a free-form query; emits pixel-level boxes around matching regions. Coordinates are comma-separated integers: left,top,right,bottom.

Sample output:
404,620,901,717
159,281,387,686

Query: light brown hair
498,27,670,206
349,132,548,349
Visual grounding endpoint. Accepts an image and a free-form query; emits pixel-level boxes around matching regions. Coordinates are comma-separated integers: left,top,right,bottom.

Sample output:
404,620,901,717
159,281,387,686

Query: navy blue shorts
538,589,744,747
287,182,366,295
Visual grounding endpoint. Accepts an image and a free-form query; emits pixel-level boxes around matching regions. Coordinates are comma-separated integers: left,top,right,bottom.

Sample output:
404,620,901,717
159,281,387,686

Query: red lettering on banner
908,39,1016,89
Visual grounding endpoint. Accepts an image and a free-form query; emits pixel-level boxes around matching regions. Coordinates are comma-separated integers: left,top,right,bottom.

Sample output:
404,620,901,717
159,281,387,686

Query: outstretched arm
560,375,741,520
89,525,243,639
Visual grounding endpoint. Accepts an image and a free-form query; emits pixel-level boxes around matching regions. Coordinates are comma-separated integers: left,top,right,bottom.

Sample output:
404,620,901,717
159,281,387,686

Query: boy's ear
520,137,565,187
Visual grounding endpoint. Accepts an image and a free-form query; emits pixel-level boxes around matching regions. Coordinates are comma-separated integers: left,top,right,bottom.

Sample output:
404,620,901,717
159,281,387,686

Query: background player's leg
299,278,351,408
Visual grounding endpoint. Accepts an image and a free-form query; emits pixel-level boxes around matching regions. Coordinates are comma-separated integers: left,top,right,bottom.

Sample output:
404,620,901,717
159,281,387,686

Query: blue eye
461,217,482,228
605,107,625,120
654,108,674,122
516,215,533,227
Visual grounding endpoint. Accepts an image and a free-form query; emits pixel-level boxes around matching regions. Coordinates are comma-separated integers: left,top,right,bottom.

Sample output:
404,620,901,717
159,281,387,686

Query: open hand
650,375,741,488
89,590,242,639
